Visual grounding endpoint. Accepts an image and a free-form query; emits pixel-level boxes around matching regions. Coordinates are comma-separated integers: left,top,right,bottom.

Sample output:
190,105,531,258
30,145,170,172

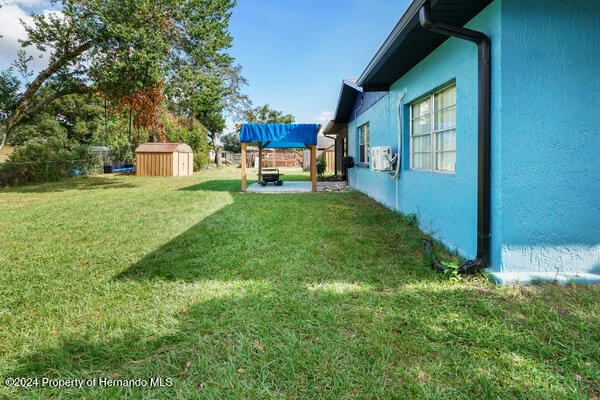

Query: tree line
0,0,295,182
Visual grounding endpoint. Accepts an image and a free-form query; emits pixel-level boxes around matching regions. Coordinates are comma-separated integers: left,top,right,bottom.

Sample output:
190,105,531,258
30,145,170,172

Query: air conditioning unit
371,146,393,171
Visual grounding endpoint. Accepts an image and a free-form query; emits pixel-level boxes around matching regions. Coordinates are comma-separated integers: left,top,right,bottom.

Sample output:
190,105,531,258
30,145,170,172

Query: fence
0,160,101,186
262,151,303,168
323,148,335,174
224,153,242,164
303,148,335,173
223,151,303,168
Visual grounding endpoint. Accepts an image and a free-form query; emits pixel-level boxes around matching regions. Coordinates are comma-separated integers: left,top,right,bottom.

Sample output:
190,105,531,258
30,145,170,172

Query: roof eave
357,0,427,89
332,80,363,124
356,0,493,90
323,120,348,136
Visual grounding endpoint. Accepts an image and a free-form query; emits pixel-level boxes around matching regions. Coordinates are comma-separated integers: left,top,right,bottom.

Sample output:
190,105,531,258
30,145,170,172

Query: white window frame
410,84,456,173
358,122,370,164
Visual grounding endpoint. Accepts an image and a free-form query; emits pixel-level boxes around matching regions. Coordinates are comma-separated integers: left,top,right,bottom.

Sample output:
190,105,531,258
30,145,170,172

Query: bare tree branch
5,40,94,134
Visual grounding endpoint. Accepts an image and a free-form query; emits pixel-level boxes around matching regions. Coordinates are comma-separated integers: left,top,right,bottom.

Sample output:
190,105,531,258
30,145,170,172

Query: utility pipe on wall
389,91,406,180
419,2,491,267
390,91,406,212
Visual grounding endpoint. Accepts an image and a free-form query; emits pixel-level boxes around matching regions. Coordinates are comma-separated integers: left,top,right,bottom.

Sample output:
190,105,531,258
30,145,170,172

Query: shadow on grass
2,176,139,193
115,190,433,286
6,187,600,398
7,279,600,398
180,179,255,192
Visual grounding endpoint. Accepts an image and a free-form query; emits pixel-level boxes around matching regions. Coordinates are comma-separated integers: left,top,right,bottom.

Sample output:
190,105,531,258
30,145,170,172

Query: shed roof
135,143,193,153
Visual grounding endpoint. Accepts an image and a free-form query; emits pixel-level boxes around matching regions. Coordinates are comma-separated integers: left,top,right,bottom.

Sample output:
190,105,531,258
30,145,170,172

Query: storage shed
135,143,193,177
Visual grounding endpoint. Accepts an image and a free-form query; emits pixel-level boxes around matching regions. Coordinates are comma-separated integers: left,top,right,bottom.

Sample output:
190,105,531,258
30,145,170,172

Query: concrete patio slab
245,181,349,193
247,181,311,193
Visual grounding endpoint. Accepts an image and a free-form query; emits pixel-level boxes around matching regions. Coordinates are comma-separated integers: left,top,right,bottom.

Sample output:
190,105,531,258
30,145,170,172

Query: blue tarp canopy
239,123,319,149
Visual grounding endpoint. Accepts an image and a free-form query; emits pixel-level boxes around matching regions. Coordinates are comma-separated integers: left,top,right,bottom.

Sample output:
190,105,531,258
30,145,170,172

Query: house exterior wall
349,1,501,262
348,0,600,274
497,0,600,273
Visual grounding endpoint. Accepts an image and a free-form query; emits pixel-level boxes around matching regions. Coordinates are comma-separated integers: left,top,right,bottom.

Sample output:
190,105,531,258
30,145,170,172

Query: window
410,85,456,173
358,123,370,163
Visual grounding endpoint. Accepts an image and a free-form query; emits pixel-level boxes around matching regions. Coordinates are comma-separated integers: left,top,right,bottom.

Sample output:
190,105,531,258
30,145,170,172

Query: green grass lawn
1,168,599,399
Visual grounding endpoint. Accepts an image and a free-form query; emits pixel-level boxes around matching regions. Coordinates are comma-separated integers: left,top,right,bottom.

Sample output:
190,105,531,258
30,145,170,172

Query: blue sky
0,0,412,127
229,0,412,126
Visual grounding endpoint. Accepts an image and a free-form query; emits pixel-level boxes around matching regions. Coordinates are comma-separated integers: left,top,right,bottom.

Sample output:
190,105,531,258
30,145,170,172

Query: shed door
179,153,186,176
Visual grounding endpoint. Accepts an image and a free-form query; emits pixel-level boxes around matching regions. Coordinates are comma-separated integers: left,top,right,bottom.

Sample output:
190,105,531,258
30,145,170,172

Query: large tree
220,131,241,153
243,104,294,124
225,104,295,153
175,72,226,166
168,60,249,166
0,0,237,150
0,72,19,128
233,104,295,171
10,91,105,145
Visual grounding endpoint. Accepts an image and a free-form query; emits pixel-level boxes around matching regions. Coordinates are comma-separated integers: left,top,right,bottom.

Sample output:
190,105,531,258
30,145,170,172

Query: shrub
402,213,417,226
0,138,98,186
10,116,68,145
164,114,210,171
316,154,326,179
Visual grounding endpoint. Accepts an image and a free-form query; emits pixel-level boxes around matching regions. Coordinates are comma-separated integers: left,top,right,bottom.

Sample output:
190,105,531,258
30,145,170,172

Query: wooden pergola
239,123,320,193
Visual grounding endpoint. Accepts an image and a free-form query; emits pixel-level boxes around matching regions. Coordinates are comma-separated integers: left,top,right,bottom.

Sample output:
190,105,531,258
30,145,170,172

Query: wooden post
258,144,263,180
310,145,317,192
241,142,247,192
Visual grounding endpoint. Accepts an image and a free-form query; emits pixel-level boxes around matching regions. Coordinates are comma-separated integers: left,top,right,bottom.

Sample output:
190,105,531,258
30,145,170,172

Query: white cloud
314,110,333,133
0,3,51,73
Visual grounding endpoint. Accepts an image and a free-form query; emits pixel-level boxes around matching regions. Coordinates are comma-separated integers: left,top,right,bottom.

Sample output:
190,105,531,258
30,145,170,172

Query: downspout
354,94,365,119
419,3,491,268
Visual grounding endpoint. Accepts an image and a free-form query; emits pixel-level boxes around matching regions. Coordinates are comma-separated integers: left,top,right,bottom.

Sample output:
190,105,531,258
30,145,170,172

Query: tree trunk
209,131,222,167
215,145,222,167
0,126,7,151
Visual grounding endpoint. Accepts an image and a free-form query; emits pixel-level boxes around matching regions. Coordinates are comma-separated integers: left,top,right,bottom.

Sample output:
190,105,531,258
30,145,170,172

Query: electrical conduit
389,91,406,213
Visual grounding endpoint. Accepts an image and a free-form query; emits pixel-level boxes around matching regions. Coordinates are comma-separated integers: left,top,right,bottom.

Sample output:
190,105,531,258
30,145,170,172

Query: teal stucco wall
348,0,599,274
348,1,501,263
497,0,600,273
